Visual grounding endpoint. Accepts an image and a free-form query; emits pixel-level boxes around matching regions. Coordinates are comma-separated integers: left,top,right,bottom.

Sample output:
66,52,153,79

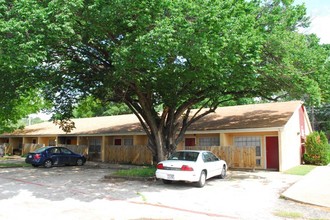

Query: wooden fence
22,144,45,155
186,146,256,169
59,144,89,156
22,144,89,157
16,143,256,169
0,144,9,156
104,145,153,165
4,144,13,155
104,145,256,169
0,143,19,155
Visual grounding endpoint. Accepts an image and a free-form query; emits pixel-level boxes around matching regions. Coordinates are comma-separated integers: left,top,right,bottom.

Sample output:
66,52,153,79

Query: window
169,151,199,161
48,139,56,146
199,137,220,146
234,136,262,166
123,138,133,146
61,148,72,155
234,136,261,148
256,146,261,157
50,148,60,154
202,152,219,162
114,138,122,146
89,138,101,153
185,138,196,147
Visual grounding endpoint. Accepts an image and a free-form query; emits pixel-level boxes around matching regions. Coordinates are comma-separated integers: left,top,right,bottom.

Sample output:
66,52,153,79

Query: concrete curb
282,166,330,208
103,174,156,181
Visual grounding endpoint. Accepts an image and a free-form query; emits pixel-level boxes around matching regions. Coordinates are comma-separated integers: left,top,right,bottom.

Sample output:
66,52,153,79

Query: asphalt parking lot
0,162,330,220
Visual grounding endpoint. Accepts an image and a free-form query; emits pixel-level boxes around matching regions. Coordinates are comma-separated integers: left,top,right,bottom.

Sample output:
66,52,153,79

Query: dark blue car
25,146,86,168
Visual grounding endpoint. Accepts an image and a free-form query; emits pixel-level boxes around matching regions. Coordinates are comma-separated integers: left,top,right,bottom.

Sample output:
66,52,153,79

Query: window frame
198,137,220,147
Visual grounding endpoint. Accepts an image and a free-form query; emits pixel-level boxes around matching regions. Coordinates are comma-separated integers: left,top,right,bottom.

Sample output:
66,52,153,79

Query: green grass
284,165,317,176
273,211,303,218
113,166,156,177
136,192,147,202
0,163,31,168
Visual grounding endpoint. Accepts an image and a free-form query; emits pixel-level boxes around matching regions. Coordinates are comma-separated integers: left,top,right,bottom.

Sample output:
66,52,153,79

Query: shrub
303,131,330,165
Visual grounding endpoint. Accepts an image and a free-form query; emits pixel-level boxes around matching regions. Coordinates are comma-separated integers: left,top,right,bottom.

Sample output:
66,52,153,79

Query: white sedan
156,150,227,187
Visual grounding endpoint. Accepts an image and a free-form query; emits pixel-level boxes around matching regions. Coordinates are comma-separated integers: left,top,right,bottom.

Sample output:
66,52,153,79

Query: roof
3,101,303,137
188,101,303,131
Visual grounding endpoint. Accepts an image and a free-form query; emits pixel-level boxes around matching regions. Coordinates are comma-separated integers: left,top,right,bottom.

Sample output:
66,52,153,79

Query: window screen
234,136,261,157
199,137,220,146
234,136,261,148
124,138,133,146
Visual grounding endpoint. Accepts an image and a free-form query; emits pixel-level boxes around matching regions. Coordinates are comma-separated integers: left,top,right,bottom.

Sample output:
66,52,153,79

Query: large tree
1,0,329,161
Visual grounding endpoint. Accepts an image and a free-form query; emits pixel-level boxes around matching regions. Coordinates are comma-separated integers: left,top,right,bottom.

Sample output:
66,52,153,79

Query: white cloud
309,15,330,44
295,0,330,44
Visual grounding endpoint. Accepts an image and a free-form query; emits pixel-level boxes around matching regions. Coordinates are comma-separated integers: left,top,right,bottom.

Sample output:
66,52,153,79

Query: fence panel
105,145,153,165
4,144,13,155
22,144,45,155
61,145,89,156
186,145,256,169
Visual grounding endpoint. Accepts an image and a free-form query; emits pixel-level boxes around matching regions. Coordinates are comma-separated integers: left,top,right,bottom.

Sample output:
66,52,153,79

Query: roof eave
185,127,284,134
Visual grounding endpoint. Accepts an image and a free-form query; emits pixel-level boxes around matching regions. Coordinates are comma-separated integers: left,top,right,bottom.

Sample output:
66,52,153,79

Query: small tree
304,131,330,165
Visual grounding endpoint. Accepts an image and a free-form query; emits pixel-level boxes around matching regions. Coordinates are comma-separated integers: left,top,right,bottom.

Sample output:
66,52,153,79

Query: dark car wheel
44,159,53,168
196,170,206,188
162,179,172,184
76,158,84,166
219,166,226,179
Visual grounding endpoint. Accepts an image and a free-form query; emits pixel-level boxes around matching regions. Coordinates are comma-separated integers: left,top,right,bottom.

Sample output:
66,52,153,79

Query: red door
266,136,279,170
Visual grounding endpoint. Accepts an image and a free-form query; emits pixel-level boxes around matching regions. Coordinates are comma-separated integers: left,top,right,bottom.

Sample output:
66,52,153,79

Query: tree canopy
1,0,329,161
72,96,131,118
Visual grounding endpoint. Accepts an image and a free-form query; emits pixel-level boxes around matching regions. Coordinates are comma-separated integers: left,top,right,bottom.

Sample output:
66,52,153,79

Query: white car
156,150,227,187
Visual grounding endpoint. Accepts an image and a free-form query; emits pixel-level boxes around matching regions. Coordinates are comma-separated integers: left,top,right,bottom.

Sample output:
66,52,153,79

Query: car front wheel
196,171,206,188
76,158,84,166
219,166,226,179
44,159,52,168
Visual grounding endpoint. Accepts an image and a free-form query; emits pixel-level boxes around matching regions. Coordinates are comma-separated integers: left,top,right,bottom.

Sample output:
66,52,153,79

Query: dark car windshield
169,152,199,162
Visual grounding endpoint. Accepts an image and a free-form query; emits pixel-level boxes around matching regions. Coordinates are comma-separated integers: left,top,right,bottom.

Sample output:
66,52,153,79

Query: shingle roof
4,101,302,136
188,101,302,131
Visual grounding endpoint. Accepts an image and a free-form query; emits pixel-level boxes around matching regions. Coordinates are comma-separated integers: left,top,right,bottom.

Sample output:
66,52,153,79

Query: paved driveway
0,162,329,219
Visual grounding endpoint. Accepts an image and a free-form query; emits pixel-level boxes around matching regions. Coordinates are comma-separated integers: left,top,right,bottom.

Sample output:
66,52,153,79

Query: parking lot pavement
0,163,330,219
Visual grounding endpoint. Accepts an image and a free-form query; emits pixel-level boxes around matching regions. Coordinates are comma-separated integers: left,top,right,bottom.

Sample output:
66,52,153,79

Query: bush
303,131,330,165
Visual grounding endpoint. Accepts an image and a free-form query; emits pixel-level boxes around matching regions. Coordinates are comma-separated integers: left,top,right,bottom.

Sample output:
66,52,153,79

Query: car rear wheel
219,166,226,179
44,159,52,168
196,171,206,188
162,179,172,184
76,158,84,166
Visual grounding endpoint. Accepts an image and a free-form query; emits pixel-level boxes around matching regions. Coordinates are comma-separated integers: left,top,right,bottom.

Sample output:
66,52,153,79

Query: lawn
0,156,29,168
113,166,156,177
283,165,317,176
0,163,31,168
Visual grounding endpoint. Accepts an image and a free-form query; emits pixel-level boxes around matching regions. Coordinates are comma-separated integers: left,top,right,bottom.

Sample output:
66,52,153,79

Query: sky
295,0,330,44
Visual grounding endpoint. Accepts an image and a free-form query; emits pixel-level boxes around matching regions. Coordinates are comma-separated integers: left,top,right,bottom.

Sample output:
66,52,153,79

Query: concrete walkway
282,165,330,208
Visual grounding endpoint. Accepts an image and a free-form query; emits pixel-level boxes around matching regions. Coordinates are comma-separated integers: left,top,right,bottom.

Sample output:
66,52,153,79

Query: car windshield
169,152,199,162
